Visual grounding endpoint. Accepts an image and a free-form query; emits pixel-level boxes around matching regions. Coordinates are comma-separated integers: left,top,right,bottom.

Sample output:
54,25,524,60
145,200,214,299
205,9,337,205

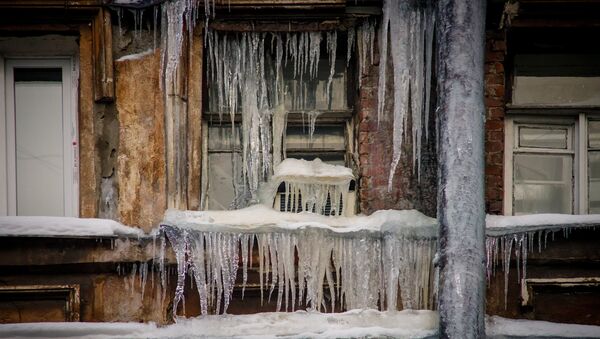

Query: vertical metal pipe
435,0,487,338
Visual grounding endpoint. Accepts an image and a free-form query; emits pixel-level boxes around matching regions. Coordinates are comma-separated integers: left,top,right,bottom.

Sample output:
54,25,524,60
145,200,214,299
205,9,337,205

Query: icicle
377,0,435,190
325,31,337,109
346,26,355,67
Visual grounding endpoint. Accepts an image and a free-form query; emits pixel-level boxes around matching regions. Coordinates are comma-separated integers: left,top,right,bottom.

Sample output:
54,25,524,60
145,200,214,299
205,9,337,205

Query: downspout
435,0,487,338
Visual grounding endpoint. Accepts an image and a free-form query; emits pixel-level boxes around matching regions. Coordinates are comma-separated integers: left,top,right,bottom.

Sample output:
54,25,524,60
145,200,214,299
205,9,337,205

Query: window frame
503,114,600,215
199,31,357,211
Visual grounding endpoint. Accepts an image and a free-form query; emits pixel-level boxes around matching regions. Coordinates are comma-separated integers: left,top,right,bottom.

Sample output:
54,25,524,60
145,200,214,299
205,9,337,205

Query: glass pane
589,151,600,213
589,120,600,149
207,153,243,210
513,54,600,106
15,81,64,216
513,154,573,214
285,124,345,151
518,127,568,149
208,125,242,151
284,59,347,111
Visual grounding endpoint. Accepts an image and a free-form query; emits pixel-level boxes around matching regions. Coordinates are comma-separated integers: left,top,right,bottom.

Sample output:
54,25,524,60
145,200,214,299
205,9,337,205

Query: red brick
485,97,504,108
485,74,504,86
487,107,504,119
487,130,504,142
486,120,504,131
492,40,507,52
485,51,505,62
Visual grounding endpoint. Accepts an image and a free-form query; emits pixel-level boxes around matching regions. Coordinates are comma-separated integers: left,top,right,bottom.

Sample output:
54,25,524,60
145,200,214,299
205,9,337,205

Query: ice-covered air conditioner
273,180,356,216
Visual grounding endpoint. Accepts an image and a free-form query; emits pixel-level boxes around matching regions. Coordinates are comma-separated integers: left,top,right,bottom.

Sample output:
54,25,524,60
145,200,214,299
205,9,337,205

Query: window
1,58,78,216
506,116,600,215
201,31,355,211
507,52,600,215
508,120,574,215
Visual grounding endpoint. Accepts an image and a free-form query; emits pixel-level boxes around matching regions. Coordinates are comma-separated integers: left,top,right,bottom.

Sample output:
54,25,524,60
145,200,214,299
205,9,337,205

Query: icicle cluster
378,0,435,190
158,225,437,317
485,227,579,309
206,30,344,207
161,0,200,88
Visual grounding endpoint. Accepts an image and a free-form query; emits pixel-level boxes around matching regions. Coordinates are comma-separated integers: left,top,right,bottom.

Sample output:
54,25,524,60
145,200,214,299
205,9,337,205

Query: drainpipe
435,1,486,338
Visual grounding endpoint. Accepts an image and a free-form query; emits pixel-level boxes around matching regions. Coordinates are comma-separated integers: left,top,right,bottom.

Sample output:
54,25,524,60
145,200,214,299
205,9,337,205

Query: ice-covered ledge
161,205,438,238
0,216,145,238
486,214,600,237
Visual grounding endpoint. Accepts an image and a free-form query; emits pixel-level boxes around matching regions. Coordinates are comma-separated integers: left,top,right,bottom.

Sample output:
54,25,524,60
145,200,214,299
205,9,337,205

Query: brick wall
356,48,437,217
484,30,507,215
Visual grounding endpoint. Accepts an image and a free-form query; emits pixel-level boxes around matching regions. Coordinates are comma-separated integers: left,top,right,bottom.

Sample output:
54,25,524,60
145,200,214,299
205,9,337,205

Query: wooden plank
187,27,203,211
78,23,100,218
0,0,102,7
92,8,114,102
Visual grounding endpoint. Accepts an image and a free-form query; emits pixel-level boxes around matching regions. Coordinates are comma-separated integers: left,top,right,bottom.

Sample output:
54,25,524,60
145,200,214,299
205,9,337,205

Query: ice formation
261,158,354,216
485,214,600,308
158,207,438,316
378,0,435,190
205,29,362,207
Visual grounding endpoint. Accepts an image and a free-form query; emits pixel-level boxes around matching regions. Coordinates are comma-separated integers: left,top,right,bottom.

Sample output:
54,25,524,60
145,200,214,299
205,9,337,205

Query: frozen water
378,0,435,190
206,30,343,207
158,206,438,316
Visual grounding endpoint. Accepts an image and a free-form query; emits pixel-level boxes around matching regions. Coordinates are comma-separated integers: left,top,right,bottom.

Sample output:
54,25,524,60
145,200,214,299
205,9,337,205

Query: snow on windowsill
162,205,438,238
486,315,600,338
115,48,156,62
486,213,600,236
271,158,354,184
0,216,145,238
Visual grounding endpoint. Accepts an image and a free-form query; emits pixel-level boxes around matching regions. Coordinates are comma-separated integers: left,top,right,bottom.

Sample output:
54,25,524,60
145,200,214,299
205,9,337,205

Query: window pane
514,154,573,214
513,54,600,106
589,151,600,213
589,120,600,149
284,59,347,111
208,125,242,151
206,153,243,210
518,127,568,149
285,125,345,151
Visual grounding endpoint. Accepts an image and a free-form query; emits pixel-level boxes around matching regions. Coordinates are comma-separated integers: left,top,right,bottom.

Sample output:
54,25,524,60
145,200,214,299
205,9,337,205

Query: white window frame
504,114,596,215
1,58,78,216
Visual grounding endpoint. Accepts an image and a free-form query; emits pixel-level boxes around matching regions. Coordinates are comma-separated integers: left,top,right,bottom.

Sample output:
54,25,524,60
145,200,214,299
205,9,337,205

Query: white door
1,58,77,216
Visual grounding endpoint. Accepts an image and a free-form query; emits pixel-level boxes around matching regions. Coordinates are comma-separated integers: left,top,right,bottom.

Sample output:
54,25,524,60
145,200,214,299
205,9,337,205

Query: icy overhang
0,216,144,238
486,214,600,237
161,205,438,239
272,158,354,185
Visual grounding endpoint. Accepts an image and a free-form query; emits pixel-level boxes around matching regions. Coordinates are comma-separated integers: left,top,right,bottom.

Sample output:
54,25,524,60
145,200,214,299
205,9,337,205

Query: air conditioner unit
273,180,357,216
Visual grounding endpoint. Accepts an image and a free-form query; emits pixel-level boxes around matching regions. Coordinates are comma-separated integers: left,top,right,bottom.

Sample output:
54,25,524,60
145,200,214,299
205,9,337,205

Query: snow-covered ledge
162,205,437,238
0,216,144,238
159,207,439,316
486,214,600,237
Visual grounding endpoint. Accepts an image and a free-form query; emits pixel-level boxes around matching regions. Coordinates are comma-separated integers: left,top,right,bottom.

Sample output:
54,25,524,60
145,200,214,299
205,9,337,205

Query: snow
486,213,600,236
115,48,155,62
162,205,436,236
486,316,600,338
272,158,353,183
2,313,600,338
0,310,439,339
0,216,144,237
